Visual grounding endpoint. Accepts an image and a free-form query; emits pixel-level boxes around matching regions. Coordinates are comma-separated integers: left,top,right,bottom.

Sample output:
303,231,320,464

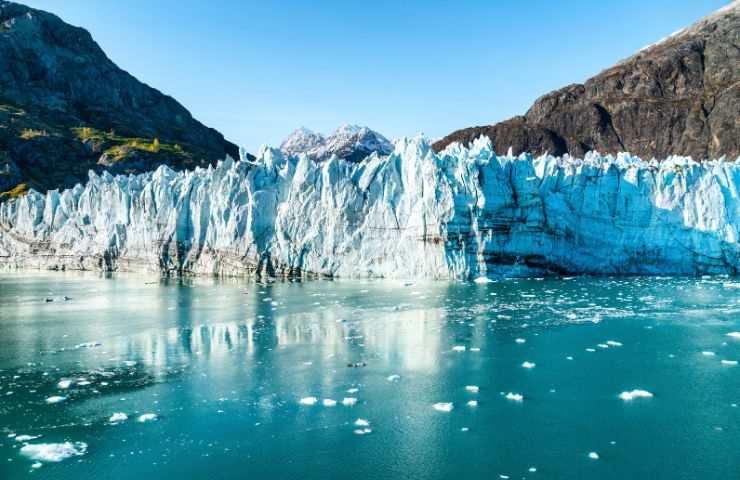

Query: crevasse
1,136,739,278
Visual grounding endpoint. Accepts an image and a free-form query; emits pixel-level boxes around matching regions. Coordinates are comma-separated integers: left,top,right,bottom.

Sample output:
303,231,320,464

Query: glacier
0,136,739,279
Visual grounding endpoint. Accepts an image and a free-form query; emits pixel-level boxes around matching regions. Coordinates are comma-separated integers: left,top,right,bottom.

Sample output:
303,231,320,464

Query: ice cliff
1,136,739,279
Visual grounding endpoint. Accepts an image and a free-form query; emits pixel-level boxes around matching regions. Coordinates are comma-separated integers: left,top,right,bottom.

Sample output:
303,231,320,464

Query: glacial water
0,273,739,479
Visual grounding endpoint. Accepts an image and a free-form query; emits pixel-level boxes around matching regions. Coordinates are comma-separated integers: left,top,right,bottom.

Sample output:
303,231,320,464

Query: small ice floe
465,385,479,393
45,396,67,404
342,397,357,406
77,379,91,386
505,392,523,402
15,435,41,442
619,389,653,401
499,475,510,479
353,428,372,435
585,348,596,353
726,332,740,339
123,360,137,367
566,356,574,361
473,276,493,284
461,427,469,432
515,338,526,344
597,343,609,349
31,462,42,469
137,413,158,423
299,396,318,406
721,360,738,366
346,388,359,394
702,351,716,357
433,402,454,412
470,347,481,352
606,340,623,347
109,413,128,424
57,379,72,389
452,345,466,352
354,418,370,427
521,361,536,369
322,399,337,407
528,467,537,472
387,374,401,382
588,451,599,460
467,400,478,407
74,342,101,349
20,442,87,463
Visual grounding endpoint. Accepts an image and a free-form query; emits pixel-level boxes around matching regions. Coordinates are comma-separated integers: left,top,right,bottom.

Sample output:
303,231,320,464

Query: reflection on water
1,273,739,479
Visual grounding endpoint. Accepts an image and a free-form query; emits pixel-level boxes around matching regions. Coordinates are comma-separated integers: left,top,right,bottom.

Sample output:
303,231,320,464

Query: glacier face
0,136,739,279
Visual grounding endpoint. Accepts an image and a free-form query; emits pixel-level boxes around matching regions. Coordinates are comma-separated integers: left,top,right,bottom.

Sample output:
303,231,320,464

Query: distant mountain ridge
280,125,393,162
0,0,238,197
433,2,740,161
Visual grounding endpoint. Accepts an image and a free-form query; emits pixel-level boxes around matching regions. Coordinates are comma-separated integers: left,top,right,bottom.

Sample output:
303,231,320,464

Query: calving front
1,136,739,278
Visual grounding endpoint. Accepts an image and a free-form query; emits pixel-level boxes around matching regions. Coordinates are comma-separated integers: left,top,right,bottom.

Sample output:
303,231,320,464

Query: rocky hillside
280,125,393,162
0,1,238,198
433,2,740,161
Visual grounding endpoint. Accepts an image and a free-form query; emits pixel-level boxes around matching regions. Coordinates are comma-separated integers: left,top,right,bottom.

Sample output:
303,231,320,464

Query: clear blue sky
23,0,730,152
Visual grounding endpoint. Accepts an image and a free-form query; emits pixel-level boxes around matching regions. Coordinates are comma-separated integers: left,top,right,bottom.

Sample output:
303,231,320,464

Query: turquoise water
1,273,739,479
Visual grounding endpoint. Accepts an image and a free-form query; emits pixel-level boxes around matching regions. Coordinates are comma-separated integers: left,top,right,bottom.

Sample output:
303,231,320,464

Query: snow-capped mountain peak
279,124,392,162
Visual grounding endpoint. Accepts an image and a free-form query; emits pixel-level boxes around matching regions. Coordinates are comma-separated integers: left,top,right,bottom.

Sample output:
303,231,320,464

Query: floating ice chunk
322,399,337,407
299,396,318,406
726,332,740,339
15,435,41,442
470,347,481,352
499,475,510,479
342,397,357,406
465,385,479,393
45,396,66,404
619,389,653,401
461,427,469,432
353,428,372,435
588,452,599,460
566,356,574,360
597,343,609,349
387,374,401,382
505,392,523,402
721,360,738,366
585,348,596,352
515,338,526,344
528,467,537,472
74,342,101,349
123,360,137,367
473,276,493,284
31,462,42,469
109,413,128,424
354,418,370,427
77,379,91,386
20,442,87,463
452,345,466,352
467,400,478,407
433,402,454,412
702,351,716,356
137,413,158,422
521,361,536,369
346,388,359,394
57,379,72,389
606,340,623,347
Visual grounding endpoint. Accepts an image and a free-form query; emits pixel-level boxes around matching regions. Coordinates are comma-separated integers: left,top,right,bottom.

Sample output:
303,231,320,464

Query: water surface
1,273,739,479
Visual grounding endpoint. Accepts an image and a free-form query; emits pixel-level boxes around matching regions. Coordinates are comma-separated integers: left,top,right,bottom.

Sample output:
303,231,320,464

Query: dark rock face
433,3,740,160
0,1,239,194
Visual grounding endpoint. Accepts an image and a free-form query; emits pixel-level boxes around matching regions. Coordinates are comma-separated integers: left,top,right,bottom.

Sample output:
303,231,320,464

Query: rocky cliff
0,1,238,197
433,2,740,161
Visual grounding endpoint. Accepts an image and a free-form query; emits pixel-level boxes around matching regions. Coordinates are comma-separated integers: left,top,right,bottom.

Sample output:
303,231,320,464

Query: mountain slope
0,1,238,196
433,2,740,160
280,125,393,162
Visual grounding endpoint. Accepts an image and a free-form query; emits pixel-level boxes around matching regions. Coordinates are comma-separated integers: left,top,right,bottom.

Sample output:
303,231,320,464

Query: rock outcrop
433,2,740,161
0,1,238,196
1,137,738,279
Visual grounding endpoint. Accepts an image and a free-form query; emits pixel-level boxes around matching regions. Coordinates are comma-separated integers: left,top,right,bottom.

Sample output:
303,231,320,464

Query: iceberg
1,136,739,279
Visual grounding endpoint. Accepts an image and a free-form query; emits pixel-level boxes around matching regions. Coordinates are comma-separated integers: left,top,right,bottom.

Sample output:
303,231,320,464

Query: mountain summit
0,1,238,197
433,2,740,160
280,125,392,162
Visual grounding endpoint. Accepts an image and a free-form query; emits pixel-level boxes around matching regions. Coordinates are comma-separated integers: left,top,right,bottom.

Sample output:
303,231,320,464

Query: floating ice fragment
299,396,318,406
461,427,469,432
597,343,609,349
521,361,536,369
473,276,493,284
342,397,357,406
74,342,101,349
433,402,454,412
470,347,481,352
726,332,740,339
585,348,596,353
109,413,128,424
322,399,337,407
619,389,653,401
31,462,42,469
137,413,158,422
566,356,574,360
721,360,738,366
353,428,372,435
515,338,526,344
15,435,41,442
467,400,478,407
702,351,716,356
452,346,466,352
387,374,401,382
528,467,537,472
588,452,599,460
354,418,370,427
123,360,137,367
346,388,359,394
606,340,623,347
45,396,66,404
505,393,523,402
57,379,72,389
20,442,87,463
465,385,479,393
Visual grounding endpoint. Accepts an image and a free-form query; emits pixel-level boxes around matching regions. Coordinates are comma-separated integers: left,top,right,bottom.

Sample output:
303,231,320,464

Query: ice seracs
2,135,740,279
